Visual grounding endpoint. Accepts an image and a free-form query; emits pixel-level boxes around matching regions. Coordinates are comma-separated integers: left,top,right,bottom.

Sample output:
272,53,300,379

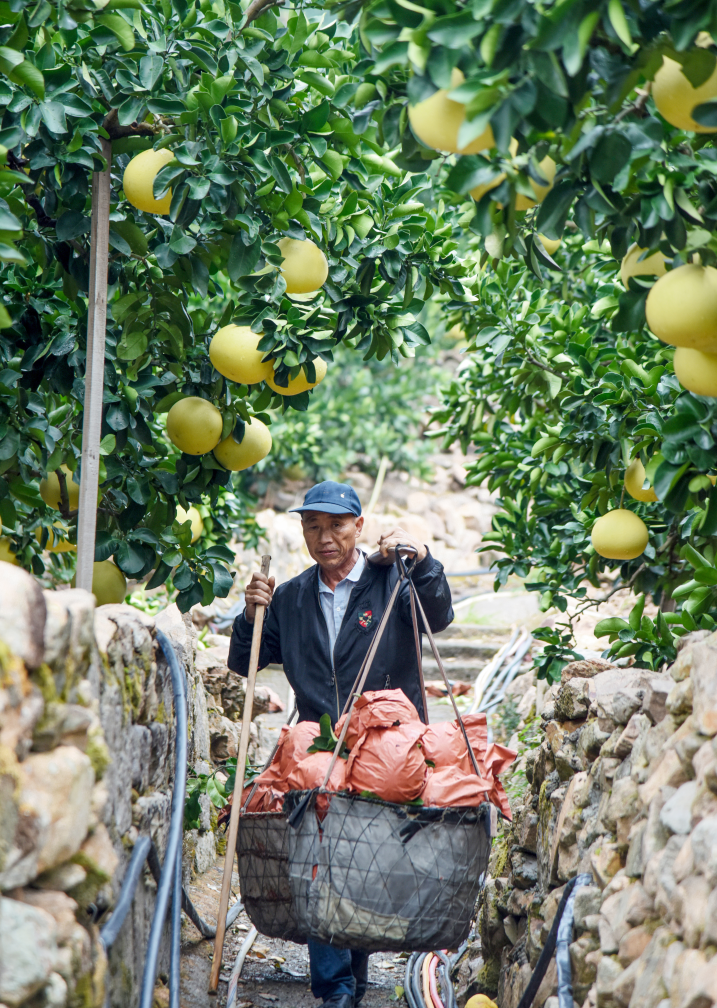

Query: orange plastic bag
335,689,420,750
244,784,285,813
483,743,517,820
238,721,320,816
421,766,491,807
286,750,348,793
421,713,489,773
461,713,489,759
277,722,321,778
345,722,428,803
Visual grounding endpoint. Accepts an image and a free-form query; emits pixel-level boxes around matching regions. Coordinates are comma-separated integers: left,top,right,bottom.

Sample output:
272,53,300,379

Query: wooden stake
209,554,271,993
76,137,111,592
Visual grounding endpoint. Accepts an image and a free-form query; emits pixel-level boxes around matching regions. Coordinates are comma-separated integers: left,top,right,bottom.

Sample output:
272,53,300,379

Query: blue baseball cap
290,480,362,517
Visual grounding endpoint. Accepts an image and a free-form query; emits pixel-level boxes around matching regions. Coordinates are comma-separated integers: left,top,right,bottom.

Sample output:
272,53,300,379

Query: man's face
301,511,364,571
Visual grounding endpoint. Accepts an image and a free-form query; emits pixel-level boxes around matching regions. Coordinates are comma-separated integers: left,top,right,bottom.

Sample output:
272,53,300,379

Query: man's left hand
377,527,427,563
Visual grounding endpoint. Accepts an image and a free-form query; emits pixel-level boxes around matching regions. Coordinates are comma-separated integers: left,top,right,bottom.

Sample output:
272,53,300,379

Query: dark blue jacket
227,551,453,725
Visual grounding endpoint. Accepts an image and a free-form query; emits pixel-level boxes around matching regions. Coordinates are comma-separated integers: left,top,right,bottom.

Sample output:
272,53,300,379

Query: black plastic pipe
516,872,593,1008
99,836,151,951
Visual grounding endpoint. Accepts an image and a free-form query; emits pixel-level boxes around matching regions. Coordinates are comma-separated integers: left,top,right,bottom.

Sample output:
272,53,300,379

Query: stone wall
459,632,717,1008
0,562,222,1008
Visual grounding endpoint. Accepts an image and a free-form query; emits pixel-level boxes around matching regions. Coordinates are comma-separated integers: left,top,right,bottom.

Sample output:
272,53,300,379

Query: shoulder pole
209,554,271,993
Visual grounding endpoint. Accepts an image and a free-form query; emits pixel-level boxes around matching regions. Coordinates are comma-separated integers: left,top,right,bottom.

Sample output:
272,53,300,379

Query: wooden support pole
76,138,111,592
209,554,271,993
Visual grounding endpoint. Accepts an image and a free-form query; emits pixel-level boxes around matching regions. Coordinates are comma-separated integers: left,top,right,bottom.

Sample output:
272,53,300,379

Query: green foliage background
4,0,717,663
0,0,468,609
354,0,717,677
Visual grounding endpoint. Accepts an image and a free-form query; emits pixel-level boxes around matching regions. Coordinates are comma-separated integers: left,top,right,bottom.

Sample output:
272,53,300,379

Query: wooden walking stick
209,554,271,993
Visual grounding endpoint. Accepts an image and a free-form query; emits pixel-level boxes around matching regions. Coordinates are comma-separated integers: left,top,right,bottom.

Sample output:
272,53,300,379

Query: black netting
283,791,492,952
236,811,307,943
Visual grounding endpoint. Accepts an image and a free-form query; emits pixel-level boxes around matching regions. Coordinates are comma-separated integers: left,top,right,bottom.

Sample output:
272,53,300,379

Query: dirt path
181,858,403,1008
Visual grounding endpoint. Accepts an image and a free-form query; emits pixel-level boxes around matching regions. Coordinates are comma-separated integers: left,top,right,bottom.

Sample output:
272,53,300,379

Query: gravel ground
180,859,403,1008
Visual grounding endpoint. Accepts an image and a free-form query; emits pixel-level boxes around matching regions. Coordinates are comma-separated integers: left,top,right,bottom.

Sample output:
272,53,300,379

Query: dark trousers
308,938,369,1003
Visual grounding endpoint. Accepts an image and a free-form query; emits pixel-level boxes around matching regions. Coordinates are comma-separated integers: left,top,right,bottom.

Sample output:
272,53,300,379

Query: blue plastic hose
138,630,188,1008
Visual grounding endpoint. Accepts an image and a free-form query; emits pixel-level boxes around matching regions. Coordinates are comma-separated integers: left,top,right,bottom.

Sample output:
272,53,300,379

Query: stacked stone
457,634,717,1008
0,563,214,1008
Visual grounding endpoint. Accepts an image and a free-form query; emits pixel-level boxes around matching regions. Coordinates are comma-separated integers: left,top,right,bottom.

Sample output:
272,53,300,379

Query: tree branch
286,144,305,184
55,468,70,519
525,352,563,378
614,84,651,125
242,0,283,27
102,108,157,141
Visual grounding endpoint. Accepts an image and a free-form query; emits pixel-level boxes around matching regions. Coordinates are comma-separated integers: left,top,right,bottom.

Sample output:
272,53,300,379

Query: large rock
555,678,592,721
0,896,58,1005
689,815,717,886
42,589,96,698
689,631,717,736
660,781,698,835
0,746,94,889
21,746,94,875
0,562,46,668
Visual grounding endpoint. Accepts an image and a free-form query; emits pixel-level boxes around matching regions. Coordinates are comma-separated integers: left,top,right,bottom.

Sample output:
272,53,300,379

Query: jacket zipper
331,665,340,722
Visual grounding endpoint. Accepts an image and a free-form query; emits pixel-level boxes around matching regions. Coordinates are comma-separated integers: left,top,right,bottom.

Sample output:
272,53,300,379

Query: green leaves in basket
308,712,349,759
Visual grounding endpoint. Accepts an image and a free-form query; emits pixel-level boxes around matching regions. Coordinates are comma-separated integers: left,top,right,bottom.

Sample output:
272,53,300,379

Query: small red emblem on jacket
358,609,373,628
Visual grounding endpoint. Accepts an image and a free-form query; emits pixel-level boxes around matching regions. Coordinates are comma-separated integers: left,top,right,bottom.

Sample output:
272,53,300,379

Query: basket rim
283,788,492,823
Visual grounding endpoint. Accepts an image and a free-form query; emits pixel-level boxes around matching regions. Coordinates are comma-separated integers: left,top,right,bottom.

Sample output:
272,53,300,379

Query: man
228,480,454,1008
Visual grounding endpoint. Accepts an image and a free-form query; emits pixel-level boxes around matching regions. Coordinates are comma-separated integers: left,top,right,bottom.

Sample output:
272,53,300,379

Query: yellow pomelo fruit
213,418,272,471
652,55,717,133
277,238,328,294
673,346,717,396
620,243,667,288
538,234,561,256
408,69,495,154
0,537,18,565
35,525,76,553
645,264,717,351
40,465,80,510
122,148,175,214
210,325,274,385
470,172,505,203
176,505,204,543
83,560,127,606
73,560,127,605
591,509,649,561
166,397,223,455
624,459,658,503
266,358,327,396
466,997,498,1008
515,155,557,210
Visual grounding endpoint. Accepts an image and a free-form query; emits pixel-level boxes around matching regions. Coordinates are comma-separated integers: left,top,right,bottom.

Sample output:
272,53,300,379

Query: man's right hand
244,572,275,623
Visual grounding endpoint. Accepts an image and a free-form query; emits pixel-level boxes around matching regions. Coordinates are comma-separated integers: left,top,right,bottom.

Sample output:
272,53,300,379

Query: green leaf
97,12,135,51
56,210,90,242
694,567,717,586
116,330,148,360
589,132,631,184
628,595,645,631
594,617,630,637
606,0,632,48
682,543,710,570
7,58,44,98
39,100,66,134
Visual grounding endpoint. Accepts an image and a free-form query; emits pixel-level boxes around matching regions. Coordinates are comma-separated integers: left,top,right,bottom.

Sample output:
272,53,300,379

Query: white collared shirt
318,549,366,658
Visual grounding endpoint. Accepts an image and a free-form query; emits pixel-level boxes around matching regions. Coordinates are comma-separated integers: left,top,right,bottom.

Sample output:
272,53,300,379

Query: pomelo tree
353,0,717,673
0,0,468,609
